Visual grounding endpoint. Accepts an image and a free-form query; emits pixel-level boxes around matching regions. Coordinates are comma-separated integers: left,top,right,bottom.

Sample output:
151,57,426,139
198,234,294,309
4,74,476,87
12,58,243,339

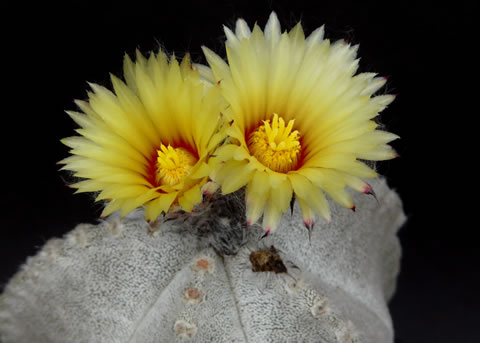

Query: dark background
1,0,477,342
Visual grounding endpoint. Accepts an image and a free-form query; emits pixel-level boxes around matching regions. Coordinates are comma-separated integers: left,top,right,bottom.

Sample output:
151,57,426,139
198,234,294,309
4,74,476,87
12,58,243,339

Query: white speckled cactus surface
0,178,405,343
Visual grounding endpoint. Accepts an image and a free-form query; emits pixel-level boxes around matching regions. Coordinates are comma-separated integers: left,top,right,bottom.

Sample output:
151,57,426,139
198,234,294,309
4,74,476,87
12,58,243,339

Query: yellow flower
203,12,398,234
59,51,226,221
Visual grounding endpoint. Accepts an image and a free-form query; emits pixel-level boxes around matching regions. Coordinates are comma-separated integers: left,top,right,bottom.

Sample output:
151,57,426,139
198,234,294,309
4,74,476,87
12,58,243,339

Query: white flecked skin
0,178,405,343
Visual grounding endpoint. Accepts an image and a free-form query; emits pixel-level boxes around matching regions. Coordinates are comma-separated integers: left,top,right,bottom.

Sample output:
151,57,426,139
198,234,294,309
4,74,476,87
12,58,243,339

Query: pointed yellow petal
268,170,288,188
214,144,242,161
235,18,251,39
270,178,293,214
289,173,330,221
95,185,149,201
221,161,255,194
323,187,354,210
65,111,92,129
306,25,325,48
189,161,211,179
357,144,398,161
288,173,313,200
296,168,345,190
342,174,371,194
248,170,270,195
262,199,283,233
119,188,162,216
224,25,240,48
101,199,125,218
193,63,215,84
88,83,152,156
245,170,270,225
305,188,331,222
123,53,138,94
297,197,315,228
95,172,151,186
360,77,387,96
201,46,231,82
181,183,203,212
70,179,105,193
264,12,281,45
110,74,159,145
245,181,269,226
349,161,378,178
145,192,178,221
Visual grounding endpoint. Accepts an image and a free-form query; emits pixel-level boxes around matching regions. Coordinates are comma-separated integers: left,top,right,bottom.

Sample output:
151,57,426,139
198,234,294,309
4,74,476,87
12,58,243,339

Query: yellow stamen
248,113,302,173
156,144,197,186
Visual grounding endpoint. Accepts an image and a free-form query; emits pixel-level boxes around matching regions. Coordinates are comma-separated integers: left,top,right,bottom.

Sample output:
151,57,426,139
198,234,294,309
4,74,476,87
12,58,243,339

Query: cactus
0,178,405,343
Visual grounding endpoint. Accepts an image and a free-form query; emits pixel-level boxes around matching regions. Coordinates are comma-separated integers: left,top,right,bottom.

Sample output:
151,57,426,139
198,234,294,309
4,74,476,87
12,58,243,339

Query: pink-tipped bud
364,184,378,201
363,184,373,194
304,220,315,229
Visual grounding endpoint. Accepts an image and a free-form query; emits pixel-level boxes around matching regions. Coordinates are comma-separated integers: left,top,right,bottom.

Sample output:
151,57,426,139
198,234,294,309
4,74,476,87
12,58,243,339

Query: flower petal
297,197,315,228
145,192,178,221
221,161,255,194
178,184,202,212
289,173,330,221
323,187,354,210
101,199,125,218
264,12,281,46
357,144,398,161
262,200,283,233
270,178,293,214
245,170,270,225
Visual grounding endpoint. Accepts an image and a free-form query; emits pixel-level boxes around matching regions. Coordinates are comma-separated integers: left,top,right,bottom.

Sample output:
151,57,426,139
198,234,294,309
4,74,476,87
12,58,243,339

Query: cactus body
0,178,405,343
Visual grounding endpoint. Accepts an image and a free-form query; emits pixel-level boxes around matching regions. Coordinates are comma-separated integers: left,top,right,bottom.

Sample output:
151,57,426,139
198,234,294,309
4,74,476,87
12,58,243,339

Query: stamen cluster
156,144,197,186
248,113,301,173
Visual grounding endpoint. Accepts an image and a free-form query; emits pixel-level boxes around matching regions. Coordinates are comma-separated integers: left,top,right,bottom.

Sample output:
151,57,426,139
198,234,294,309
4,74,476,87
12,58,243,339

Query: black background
1,0,477,342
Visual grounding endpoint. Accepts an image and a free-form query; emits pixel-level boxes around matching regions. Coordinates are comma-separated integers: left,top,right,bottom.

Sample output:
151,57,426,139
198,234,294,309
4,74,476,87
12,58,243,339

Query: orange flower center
248,113,302,173
156,144,197,186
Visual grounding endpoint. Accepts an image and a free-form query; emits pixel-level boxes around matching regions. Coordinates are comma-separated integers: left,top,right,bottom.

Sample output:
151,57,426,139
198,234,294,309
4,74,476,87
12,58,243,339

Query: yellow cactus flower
59,51,226,221
203,12,398,234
